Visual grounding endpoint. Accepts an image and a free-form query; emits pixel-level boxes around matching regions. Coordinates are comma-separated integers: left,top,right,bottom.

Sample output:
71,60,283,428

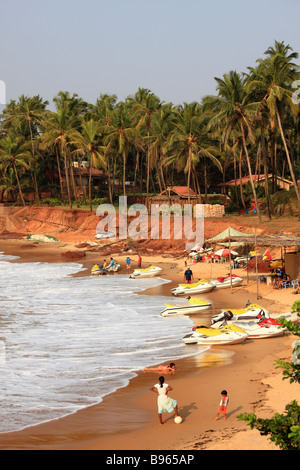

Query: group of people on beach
145,363,229,425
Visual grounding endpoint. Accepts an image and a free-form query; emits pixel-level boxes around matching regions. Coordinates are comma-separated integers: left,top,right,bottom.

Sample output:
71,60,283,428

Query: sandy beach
0,236,299,451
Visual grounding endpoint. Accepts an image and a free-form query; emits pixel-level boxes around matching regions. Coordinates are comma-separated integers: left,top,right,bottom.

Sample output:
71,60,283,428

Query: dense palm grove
1,40,300,219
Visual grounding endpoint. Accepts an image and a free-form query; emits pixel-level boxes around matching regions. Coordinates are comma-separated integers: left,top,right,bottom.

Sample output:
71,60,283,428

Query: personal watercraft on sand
182,324,248,345
171,279,214,296
209,275,243,289
211,303,269,324
129,266,162,279
160,297,212,317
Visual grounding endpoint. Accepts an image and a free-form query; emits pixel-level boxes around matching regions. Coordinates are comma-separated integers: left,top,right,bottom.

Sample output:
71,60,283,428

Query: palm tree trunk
28,121,40,204
239,149,246,211
260,120,272,219
55,144,64,201
276,106,300,219
63,146,72,209
13,163,26,206
240,122,261,222
89,159,92,212
187,147,192,206
123,150,126,197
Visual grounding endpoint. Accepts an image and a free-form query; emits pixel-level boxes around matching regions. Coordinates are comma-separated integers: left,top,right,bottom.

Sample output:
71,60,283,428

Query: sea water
0,252,207,433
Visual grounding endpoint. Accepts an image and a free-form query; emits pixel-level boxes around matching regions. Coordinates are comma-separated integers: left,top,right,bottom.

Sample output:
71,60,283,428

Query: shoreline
0,238,298,450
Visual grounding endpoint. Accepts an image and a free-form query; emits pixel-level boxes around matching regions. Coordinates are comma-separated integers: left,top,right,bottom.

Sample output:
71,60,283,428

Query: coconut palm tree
69,119,106,212
246,40,300,218
1,95,48,203
103,101,136,197
0,134,31,206
130,88,161,206
206,71,262,221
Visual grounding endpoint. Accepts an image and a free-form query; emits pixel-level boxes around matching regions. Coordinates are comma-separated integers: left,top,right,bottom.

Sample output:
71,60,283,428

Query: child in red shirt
215,390,229,420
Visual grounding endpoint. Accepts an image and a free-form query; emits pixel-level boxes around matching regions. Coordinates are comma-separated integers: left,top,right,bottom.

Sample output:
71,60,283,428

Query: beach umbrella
214,248,238,257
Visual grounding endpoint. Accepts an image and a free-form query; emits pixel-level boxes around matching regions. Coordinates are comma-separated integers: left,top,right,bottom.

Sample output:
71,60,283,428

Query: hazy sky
1,0,300,108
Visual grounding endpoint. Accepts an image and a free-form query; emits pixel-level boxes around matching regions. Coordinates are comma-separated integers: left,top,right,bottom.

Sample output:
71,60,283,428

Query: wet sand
0,238,298,450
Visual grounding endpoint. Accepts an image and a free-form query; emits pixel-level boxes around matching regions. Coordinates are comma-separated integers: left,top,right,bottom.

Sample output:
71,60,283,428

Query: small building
150,186,198,207
218,174,295,193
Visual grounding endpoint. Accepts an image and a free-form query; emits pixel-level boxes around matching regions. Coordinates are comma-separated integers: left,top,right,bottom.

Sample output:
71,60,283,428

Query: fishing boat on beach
160,297,212,317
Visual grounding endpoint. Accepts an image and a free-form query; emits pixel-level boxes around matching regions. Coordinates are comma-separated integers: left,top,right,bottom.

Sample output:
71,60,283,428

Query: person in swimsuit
150,376,181,425
143,363,176,374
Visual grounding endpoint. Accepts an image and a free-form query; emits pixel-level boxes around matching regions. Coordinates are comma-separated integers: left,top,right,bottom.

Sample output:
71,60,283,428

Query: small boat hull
209,276,243,290
182,325,248,345
228,321,286,339
171,280,214,296
161,298,211,317
129,266,162,279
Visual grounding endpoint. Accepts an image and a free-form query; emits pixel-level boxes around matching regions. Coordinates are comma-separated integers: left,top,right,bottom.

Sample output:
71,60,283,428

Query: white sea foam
0,252,208,433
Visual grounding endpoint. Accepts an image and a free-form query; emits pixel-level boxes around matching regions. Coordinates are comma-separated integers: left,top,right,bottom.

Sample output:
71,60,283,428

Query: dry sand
0,237,299,451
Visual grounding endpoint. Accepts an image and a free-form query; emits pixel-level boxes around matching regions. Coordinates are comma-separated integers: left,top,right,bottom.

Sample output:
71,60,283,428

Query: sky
1,0,300,109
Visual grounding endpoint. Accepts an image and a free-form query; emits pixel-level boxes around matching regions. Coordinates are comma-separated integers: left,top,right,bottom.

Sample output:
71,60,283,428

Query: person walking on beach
184,267,194,284
215,390,229,420
137,254,142,268
126,256,131,272
150,376,181,425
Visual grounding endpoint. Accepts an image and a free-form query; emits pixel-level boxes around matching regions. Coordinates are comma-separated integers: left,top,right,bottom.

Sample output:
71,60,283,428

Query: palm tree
2,95,48,203
0,134,31,206
206,71,262,221
103,101,136,197
246,40,300,218
70,119,106,212
41,106,75,208
130,88,161,206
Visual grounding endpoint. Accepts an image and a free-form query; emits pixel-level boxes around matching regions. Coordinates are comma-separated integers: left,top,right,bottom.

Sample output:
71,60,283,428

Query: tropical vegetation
0,40,300,216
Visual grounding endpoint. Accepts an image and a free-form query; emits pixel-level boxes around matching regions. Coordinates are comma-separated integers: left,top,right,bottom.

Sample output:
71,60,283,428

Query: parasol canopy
214,248,239,257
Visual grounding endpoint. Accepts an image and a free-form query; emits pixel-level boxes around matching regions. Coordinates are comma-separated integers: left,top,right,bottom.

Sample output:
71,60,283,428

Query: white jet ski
209,275,243,289
171,279,214,296
160,297,212,317
228,319,286,339
211,303,270,325
129,266,162,279
182,324,248,345
107,263,120,272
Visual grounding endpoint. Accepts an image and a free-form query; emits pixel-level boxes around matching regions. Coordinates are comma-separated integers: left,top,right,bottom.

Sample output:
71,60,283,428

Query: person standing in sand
184,267,194,284
215,389,229,420
150,376,181,425
126,256,131,272
137,254,142,268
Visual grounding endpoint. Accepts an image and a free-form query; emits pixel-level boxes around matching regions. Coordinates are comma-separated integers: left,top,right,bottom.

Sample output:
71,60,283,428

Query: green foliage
239,300,300,449
238,401,300,450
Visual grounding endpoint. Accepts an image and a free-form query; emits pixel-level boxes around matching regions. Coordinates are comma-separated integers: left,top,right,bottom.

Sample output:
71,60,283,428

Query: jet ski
182,324,248,345
129,266,162,279
228,319,286,339
209,275,243,289
211,303,270,324
107,263,120,272
171,279,214,296
160,297,212,317
91,264,107,275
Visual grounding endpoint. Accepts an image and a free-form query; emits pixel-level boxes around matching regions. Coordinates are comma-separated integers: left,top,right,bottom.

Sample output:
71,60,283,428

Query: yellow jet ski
160,297,212,317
